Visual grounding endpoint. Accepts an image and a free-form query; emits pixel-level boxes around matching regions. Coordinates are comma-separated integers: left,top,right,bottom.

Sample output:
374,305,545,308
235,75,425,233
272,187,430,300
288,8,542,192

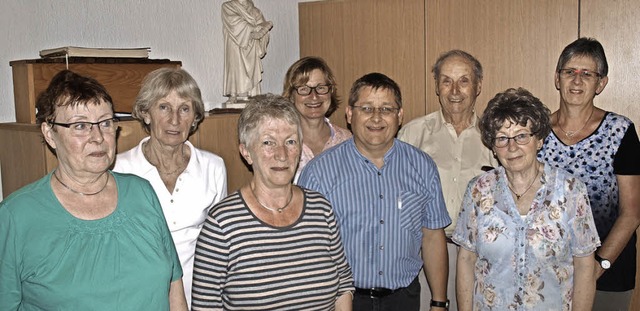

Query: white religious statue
222,0,273,104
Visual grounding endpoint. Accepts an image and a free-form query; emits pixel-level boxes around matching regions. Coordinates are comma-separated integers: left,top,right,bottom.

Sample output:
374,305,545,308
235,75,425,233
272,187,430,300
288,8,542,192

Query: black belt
354,287,400,298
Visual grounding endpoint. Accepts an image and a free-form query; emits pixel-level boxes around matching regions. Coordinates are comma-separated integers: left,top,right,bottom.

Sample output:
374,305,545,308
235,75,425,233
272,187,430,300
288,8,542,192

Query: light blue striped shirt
298,138,451,289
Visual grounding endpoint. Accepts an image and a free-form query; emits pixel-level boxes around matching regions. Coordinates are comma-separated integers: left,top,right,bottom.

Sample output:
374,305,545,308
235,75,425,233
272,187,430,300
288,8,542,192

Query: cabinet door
194,113,252,194
0,124,49,196
300,0,426,129
426,0,578,115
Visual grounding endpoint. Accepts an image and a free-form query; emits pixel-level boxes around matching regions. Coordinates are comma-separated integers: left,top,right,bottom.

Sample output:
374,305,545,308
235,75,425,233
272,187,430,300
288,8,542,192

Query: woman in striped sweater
191,93,354,310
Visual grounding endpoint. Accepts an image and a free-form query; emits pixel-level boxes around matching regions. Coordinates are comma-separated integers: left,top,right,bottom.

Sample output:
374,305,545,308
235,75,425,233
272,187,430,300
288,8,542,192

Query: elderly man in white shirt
398,50,497,311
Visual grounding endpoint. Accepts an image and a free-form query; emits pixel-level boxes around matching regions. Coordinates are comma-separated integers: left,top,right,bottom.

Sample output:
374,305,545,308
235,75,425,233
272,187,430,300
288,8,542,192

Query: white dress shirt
113,137,227,307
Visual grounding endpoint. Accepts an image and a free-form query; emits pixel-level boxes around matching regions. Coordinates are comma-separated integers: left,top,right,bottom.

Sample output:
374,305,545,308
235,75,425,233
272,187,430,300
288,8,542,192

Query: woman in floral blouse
453,88,601,311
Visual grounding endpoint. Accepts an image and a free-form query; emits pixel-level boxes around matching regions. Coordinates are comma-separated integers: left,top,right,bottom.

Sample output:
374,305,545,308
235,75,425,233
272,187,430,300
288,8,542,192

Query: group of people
0,37,638,311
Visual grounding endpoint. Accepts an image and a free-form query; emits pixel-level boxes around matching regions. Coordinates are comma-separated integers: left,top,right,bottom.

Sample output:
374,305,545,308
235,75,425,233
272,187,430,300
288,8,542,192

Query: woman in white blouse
113,68,227,308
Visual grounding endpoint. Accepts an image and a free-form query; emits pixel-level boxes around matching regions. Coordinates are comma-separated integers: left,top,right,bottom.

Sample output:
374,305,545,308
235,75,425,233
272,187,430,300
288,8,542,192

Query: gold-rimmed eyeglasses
48,117,119,137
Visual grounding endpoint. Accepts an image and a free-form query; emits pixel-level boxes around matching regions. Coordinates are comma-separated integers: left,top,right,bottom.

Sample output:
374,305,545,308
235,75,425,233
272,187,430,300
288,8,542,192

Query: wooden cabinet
191,112,252,193
0,112,252,197
10,58,181,123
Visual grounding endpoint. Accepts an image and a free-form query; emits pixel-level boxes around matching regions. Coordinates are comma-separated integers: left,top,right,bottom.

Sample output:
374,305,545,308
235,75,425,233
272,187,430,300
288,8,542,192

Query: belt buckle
369,287,393,298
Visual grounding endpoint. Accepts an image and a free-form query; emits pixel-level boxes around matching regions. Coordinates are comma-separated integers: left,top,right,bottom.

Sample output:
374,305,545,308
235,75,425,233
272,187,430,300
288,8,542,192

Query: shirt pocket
398,190,427,237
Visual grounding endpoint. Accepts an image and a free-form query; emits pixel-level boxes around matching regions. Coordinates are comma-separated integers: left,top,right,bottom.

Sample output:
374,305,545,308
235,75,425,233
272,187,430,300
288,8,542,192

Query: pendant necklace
53,169,109,196
251,186,294,213
508,167,541,201
557,107,594,138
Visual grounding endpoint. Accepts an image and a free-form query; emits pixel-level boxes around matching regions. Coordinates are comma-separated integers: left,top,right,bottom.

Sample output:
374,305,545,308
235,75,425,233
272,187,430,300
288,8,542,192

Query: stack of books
39,46,150,58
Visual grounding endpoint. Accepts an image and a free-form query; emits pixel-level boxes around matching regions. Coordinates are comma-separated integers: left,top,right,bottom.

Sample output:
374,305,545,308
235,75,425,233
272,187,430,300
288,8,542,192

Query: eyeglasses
493,132,537,148
558,68,601,81
49,117,119,137
295,84,332,96
351,105,400,116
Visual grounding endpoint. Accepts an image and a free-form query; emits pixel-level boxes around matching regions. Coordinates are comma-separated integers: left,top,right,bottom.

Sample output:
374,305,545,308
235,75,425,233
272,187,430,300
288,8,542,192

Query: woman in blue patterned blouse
454,87,601,310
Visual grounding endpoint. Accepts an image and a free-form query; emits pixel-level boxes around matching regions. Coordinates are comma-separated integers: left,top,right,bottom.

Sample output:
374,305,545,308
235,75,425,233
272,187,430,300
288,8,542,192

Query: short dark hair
432,49,483,82
480,87,551,149
556,37,608,77
282,56,341,117
35,70,113,125
348,72,402,108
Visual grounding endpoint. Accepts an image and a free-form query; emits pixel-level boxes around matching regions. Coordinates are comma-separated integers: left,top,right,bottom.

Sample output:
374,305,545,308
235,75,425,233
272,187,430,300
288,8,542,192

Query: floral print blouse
452,164,600,311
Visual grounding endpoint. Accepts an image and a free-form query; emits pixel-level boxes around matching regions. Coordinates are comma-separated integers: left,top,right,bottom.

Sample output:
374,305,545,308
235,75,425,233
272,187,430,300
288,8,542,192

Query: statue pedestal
223,97,249,109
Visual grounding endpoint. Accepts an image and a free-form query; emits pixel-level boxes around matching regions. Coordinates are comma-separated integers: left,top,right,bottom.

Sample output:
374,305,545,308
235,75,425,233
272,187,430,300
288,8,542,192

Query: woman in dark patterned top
539,37,640,311
191,93,354,310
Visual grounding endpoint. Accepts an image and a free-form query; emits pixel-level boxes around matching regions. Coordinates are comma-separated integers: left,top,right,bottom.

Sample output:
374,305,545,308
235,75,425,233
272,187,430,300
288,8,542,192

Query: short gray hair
238,93,302,146
432,50,483,82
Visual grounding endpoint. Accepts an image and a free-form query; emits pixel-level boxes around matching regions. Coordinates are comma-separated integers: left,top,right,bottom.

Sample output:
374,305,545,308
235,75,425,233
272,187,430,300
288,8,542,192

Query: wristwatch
430,299,449,309
595,253,611,270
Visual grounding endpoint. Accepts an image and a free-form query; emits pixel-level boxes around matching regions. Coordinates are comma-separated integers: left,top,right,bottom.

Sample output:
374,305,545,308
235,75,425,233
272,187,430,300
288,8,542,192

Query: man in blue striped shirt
298,73,451,311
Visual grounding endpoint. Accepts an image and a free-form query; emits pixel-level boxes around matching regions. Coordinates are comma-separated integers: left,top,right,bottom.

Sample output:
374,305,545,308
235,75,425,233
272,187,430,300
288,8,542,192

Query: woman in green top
0,70,187,310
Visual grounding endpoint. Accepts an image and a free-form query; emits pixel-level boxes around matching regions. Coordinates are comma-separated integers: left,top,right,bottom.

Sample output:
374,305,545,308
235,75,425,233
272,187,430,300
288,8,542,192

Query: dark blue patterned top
539,111,640,291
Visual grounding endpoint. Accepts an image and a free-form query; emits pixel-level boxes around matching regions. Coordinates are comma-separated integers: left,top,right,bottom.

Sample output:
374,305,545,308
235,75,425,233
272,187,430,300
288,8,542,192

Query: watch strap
430,299,449,308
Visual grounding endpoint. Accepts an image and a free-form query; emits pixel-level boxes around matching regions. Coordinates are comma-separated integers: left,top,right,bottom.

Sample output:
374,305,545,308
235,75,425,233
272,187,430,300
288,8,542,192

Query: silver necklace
557,108,594,138
53,170,109,196
251,186,294,213
507,168,540,201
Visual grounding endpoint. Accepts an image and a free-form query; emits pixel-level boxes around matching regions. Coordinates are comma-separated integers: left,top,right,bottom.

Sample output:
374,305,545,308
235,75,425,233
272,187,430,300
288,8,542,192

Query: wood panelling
581,1,640,309
426,0,578,116
581,0,640,127
299,0,426,129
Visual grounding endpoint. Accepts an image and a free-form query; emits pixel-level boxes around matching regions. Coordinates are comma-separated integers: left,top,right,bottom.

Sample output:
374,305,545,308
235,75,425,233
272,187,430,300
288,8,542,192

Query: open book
39,46,150,58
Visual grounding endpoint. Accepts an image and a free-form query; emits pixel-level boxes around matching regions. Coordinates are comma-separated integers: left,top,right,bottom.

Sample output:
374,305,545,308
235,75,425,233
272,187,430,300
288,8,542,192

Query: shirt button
173,221,177,225
170,199,174,203
379,245,384,250
453,177,457,182
175,188,179,192
378,172,382,176
378,271,383,276
380,219,384,224
379,194,384,199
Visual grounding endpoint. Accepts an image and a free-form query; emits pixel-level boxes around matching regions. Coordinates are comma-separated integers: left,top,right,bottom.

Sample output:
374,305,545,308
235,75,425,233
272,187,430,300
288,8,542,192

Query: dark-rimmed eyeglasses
48,117,119,137
295,84,332,96
558,68,601,81
493,132,537,148
351,105,400,116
